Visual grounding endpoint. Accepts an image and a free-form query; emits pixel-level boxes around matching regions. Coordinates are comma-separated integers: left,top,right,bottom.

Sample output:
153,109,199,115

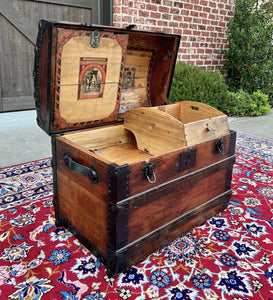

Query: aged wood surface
55,138,109,256
64,124,152,165
126,156,235,242
0,0,96,112
124,107,187,155
124,101,229,151
58,33,127,123
119,191,231,269
56,136,110,189
128,132,235,195
35,21,180,131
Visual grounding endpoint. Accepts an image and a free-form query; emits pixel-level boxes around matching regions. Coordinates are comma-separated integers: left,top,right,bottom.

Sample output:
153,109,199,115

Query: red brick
159,6,169,13
151,12,161,19
122,15,132,22
190,11,199,17
170,22,179,27
171,8,180,14
193,18,201,24
122,6,128,13
194,5,202,11
183,29,192,35
113,6,121,13
193,30,201,36
173,28,182,35
162,14,171,20
182,42,191,47
203,7,211,13
209,1,216,8
202,18,210,25
158,20,168,26
113,15,121,22
173,15,183,22
139,10,149,17
146,18,157,25
192,42,200,47
184,3,193,10
174,1,183,8
189,23,198,29
147,4,158,11
199,12,208,18
164,28,172,34
112,0,235,70
184,17,192,23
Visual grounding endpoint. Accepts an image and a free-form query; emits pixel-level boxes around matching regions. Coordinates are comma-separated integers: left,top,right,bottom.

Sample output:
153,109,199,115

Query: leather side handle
64,154,99,183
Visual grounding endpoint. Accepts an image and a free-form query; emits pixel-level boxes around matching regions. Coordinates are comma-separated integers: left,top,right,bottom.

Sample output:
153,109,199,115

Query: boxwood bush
169,62,271,117
169,62,229,110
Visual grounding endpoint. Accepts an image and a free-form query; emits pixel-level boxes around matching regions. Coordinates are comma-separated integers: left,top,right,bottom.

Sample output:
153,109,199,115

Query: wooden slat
127,156,234,242
0,0,96,112
124,106,186,155
119,191,231,269
30,0,96,9
0,0,36,44
2,96,35,111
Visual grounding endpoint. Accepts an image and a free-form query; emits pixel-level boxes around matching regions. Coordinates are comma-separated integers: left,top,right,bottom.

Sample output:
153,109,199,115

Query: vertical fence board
0,0,100,112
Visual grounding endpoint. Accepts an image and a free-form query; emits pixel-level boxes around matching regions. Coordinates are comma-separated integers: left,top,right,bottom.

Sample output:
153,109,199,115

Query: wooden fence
0,0,110,112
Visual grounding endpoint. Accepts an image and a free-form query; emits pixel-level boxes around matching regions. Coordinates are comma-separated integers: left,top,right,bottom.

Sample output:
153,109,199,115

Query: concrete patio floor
0,109,272,168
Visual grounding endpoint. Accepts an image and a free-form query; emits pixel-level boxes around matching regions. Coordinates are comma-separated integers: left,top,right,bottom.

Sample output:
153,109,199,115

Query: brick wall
113,0,235,70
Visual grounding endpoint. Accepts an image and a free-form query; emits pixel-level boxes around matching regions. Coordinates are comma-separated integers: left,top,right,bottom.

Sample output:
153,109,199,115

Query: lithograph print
122,68,135,92
78,57,107,100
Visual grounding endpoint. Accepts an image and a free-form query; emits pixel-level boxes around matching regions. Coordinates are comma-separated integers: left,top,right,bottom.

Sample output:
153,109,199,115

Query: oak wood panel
127,132,234,196
126,157,234,243
0,0,95,111
35,21,180,129
56,136,110,190
57,173,108,256
119,191,231,269
124,107,186,155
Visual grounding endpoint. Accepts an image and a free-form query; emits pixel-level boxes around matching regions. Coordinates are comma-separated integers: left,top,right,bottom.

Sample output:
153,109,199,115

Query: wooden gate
0,0,111,112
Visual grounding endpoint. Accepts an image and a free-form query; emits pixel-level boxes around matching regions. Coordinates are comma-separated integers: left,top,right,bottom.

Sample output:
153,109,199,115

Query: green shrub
222,90,271,116
169,62,229,110
169,62,271,117
220,0,273,101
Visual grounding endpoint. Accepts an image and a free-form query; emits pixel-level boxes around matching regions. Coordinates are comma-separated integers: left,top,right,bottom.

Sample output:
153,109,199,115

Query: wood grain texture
34,21,180,131
124,107,186,155
1,1,94,112
118,191,231,270
126,156,235,243
64,124,152,165
55,137,110,256
127,132,234,195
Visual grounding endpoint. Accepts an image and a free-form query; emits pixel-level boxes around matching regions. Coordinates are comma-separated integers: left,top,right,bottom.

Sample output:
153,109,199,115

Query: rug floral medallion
0,133,272,300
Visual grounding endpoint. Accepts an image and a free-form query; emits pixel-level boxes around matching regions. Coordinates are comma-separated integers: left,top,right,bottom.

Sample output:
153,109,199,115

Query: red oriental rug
0,133,273,300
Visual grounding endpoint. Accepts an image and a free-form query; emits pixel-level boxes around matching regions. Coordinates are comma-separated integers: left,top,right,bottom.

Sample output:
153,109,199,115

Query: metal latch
142,163,156,184
215,138,225,156
91,30,100,48
179,149,197,172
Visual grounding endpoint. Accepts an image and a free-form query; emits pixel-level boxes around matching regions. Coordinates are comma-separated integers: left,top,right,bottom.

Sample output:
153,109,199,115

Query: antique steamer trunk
34,20,236,277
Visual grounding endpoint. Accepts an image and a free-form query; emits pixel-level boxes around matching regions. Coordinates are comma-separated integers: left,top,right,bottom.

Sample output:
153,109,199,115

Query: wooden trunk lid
34,20,180,134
